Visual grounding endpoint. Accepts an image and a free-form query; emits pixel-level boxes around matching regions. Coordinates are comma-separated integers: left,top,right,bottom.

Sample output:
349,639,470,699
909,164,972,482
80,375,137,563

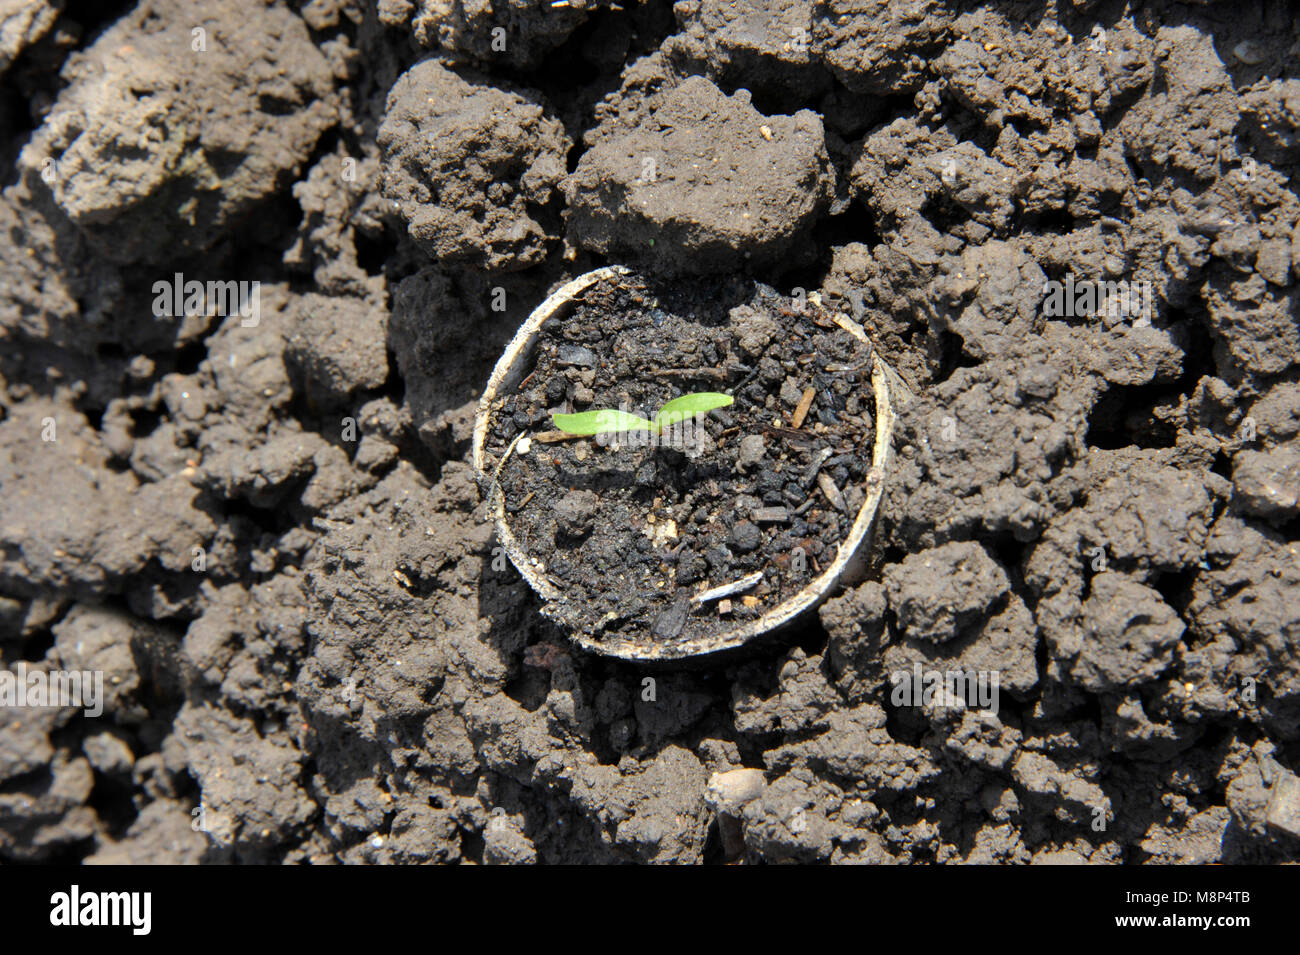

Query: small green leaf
551,409,656,436
654,392,734,431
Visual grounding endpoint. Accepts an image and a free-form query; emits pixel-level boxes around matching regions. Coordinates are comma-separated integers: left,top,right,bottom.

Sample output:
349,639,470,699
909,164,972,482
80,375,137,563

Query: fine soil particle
484,272,874,648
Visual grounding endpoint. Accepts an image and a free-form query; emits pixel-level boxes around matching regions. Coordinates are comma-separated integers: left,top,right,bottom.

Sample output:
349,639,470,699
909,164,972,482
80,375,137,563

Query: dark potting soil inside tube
484,272,876,649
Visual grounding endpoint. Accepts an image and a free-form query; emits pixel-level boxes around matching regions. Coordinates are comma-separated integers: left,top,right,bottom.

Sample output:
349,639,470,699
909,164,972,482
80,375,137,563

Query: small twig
648,368,728,381
801,447,832,487
831,312,869,341
691,571,763,608
817,472,846,511
532,430,583,443
791,387,816,429
762,424,818,445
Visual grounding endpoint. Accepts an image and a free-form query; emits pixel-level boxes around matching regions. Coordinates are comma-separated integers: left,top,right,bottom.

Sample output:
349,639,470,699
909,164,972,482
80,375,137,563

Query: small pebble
651,597,690,639
737,434,766,470
1234,40,1265,65
1267,771,1300,838
780,378,804,406
557,344,598,367
554,489,598,539
729,520,762,553
706,768,766,813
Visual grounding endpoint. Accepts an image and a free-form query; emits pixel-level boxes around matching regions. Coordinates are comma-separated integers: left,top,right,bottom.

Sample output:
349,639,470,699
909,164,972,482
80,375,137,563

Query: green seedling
552,392,733,437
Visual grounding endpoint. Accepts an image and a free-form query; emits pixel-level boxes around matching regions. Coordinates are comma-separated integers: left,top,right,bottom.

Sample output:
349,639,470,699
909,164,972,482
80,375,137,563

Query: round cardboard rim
472,266,907,660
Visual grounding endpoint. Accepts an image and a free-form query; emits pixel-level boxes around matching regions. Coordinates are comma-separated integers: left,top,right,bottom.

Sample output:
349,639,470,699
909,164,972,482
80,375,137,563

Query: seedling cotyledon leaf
551,392,733,437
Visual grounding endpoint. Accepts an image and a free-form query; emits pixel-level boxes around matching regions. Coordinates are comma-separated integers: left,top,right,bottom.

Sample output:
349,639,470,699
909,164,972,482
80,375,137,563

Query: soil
0,0,1298,865
483,271,875,649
